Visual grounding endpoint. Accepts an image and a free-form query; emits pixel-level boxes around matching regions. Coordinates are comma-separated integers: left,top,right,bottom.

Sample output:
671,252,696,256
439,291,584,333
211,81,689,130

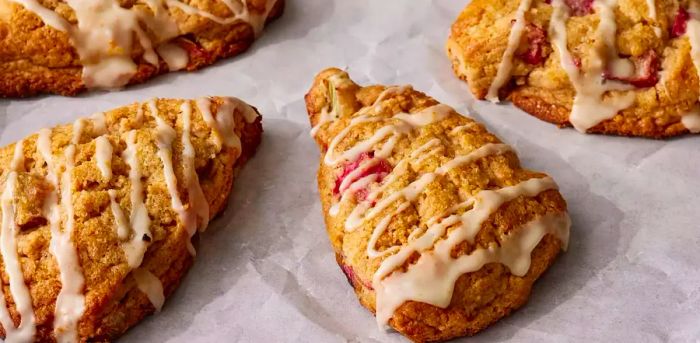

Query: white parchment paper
1,1,699,341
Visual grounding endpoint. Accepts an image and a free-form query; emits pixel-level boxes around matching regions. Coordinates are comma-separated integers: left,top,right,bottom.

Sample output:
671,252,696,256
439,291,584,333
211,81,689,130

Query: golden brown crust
508,87,691,137
306,68,569,342
0,0,285,97
0,97,262,342
447,0,699,138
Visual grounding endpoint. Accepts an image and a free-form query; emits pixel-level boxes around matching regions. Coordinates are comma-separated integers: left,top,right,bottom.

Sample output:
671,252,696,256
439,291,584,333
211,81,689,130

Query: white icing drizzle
226,97,260,124
94,136,113,180
374,86,412,105
323,89,569,327
0,140,36,343
410,139,444,165
375,211,570,326
166,0,277,37
108,190,130,240
90,112,108,135
410,139,441,159
682,105,700,133
135,104,145,124
67,0,159,88
370,177,565,326
310,74,349,137
310,107,332,138
549,0,635,132
329,173,380,217
181,101,210,236
7,0,70,32
449,123,479,135
156,43,189,71
9,0,277,89
486,0,533,102
195,97,244,152
147,100,197,255
345,143,513,232
10,141,25,172
38,122,87,343
325,104,452,166
122,130,152,269
353,85,412,120
366,202,411,259
133,268,165,312
685,4,700,133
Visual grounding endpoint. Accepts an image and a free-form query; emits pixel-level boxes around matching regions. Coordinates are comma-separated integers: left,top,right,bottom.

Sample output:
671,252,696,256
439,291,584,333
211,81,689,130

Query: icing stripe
165,0,276,37
94,136,113,180
40,122,87,343
133,268,165,312
322,87,569,328
325,104,452,166
122,130,152,269
366,202,410,259
682,106,700,133
195,97,243,152
156,43,189,71
181,101,210,235
549,0,635,132
147,100,197,255
375,210,570,326
310,74,344,137
345,143,512,231
449,123,479,135
9,0,276,89
90,112,107,135
486,0,532,102
108,190,130,240
8,0,70,31
0,140,36,342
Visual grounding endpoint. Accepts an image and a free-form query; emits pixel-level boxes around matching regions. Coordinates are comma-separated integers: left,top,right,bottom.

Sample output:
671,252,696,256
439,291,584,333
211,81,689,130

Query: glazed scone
0,0,284,97
306,68,571,342
447,0,700,137
0,97,262,342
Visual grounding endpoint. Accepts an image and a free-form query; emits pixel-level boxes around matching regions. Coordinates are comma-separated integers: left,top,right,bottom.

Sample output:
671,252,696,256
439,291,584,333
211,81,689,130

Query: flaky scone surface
0,0,284,97
447,0,700,138
0,97,262,342
306,68,569,342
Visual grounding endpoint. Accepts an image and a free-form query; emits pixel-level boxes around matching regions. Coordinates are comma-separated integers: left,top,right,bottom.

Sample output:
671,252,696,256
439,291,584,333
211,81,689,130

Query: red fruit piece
564,0,594,16
176,38,211,69
339,263,373,290
340,263,357,288
333,152,392,199
519,24,548,65
603,50,660,88
671,7,689,38
573,56,582,69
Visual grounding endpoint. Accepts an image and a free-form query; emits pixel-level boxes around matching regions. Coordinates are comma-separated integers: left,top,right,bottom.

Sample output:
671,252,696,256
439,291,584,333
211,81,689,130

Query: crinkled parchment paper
1,1,698,342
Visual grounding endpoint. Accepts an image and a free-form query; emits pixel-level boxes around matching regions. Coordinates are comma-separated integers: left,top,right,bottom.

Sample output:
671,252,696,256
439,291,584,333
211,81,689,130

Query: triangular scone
306,68,571,342
0,0,284,97
0,97,261,342
447,0,700,137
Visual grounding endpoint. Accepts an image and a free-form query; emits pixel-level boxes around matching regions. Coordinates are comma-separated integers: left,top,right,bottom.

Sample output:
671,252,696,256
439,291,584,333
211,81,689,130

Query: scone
0,96,262,342
305,68,571,342
447,0,700,137
0,0,284,97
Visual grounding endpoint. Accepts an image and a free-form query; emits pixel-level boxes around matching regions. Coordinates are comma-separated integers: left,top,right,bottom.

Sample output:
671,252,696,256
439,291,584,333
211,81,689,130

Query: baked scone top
447,0,700,137
0,0,279,94
307,69,570,340
0,97,260,342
